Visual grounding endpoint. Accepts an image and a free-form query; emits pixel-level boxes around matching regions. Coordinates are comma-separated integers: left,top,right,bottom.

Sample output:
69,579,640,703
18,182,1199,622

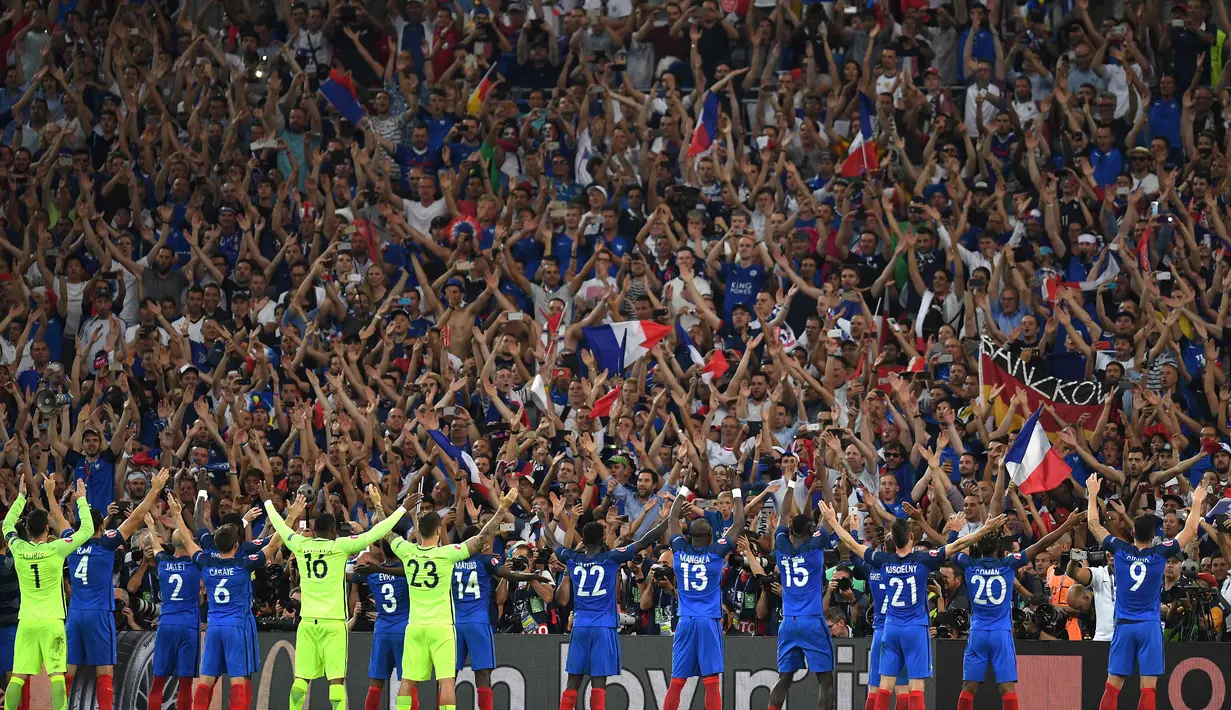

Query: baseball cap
444,277,465,290
973,180,990,191
586,183,608,199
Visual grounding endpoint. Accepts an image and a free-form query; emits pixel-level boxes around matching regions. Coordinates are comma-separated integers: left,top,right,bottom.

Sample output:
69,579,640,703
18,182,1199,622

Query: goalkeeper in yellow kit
374,485,518,710
262,484,408,710
2,477,93,710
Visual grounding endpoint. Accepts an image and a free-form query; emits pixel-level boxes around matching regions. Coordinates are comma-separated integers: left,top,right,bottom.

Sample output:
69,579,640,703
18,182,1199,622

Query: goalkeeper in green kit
2,477,93,710
263,484,409,710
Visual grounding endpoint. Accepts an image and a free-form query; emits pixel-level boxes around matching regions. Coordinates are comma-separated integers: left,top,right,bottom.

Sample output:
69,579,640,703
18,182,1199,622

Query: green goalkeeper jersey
263,501,405,620
3,494,94,621
390,539,471,624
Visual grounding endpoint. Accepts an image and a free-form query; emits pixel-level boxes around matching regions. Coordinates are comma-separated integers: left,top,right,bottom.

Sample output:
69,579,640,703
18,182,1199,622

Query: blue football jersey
193,550,266,627
852,555,889,630
66,529,126,611
671,535,734,619
773,526,829,617
864,548,946,625
363,566,410,634
1104,536,1182,622
197,528,270,556
952,552,1030,632
453,553,501,625
156,552,202,626
558,545,636,627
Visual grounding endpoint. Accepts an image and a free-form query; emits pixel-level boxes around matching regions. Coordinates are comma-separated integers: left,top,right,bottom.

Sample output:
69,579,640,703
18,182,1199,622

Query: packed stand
0,0,1228,645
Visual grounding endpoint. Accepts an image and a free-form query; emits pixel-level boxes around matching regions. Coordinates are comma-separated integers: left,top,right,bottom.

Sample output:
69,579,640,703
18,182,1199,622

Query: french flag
688,93,720,157
582,320,671,375
700,350,729,383
590,384,622,419
840,93,879,178
1003,406,1073,494
678,322,704,367
428,429,481,483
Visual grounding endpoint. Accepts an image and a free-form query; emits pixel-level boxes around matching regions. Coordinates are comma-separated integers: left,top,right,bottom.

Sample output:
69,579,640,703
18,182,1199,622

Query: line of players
0,461,1195,710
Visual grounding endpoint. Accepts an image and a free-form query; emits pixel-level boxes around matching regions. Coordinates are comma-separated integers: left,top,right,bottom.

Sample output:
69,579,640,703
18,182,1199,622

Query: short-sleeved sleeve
1155,538,1184,559
444,543,470,563
554,546,575,563
481,554,502,574
865,549,888,567
609,545,636,564
1006,551,1031,570
851,555,869,575
191,550,210,568
99,529,127,551
805,530,831,552
670,535,688,552
918,547,946,569
241,551,268,570
1102,536,1129,554
712,536,735,557
951,551,972,569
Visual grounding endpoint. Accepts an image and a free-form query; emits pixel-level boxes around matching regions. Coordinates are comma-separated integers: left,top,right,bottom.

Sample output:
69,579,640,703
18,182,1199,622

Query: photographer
722,536,765,635
639,551,678,635
938,562,972,615
823,563,867,628
1065,551,1117,641
496,541,557,633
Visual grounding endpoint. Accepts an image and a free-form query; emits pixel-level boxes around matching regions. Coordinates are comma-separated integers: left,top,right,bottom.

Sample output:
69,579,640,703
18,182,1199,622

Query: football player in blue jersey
766,472,834,710
452,522,541,710
353,541,410,710
168,492,296,710
954,508,1085,710
1086,474,1206,710
820,499,1005,710
663,474,745,710
144,507,203,710
555,495,679,710
65,470,170,710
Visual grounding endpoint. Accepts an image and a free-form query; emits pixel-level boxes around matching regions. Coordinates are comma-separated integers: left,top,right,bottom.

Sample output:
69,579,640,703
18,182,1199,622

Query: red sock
959,690,976,710
64,675,73,693
228,683,244,710
864,691,877,710
478,686,494,710
1138,688,1155,710
560,688,578,710
896,694,910,710
1003,692,1019,710
97,674,114,710
149,677,167,710
663,678,687,710
193,684,211,710
177,678,194,710
1099,683,1120,710
17,681,28,710
770,706,782,710
910,689,925,710
874,688,892,710
366,685,383,710
703,675,721,710
411,686,419,710
590,687,606,710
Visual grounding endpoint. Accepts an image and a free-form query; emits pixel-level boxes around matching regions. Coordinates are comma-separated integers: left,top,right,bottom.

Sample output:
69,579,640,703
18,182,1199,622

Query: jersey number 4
406,559,439,589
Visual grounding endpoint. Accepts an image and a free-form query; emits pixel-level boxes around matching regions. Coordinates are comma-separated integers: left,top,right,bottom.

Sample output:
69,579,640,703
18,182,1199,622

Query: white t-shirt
401,198,449,238
1089,565,1117,642
51,278,88,337
705,439,738,469
171,314,206,344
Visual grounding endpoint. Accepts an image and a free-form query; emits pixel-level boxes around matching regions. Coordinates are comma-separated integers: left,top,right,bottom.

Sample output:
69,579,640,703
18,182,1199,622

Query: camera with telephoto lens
1013,601,1069,639
932,607,970,639
510,555,531,572
836,576,853,592
651,563,674,582
1058,548,1109,569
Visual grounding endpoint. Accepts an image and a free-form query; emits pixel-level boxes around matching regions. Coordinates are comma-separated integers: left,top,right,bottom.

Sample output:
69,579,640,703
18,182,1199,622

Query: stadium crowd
0,0,1230,657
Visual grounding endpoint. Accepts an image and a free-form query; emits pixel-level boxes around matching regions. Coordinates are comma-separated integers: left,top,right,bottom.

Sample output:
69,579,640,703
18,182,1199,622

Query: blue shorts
455,622,496,672
962,628,1017,683
565,626,622,678
152,623,200,678
0,624,16,676
777,616,834,674
878,624,932,680
671,617,724,679
200,624,257,678
66,608,116,666
869,628,909,685
1108,621,1164,677
369,630,405,680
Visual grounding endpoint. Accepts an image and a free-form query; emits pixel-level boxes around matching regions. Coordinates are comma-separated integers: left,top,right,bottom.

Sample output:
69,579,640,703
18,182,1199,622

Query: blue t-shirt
558,544,636,627
65,448,119,511
952,552,1030,632
66,528,126,611
719,262,767,320
193,550,267,626
157,552,203,626
360,566,410,634
773,526,830,617
1103,536,1183,622
453,552,501,625
671,534,735,618
864,548,947,625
